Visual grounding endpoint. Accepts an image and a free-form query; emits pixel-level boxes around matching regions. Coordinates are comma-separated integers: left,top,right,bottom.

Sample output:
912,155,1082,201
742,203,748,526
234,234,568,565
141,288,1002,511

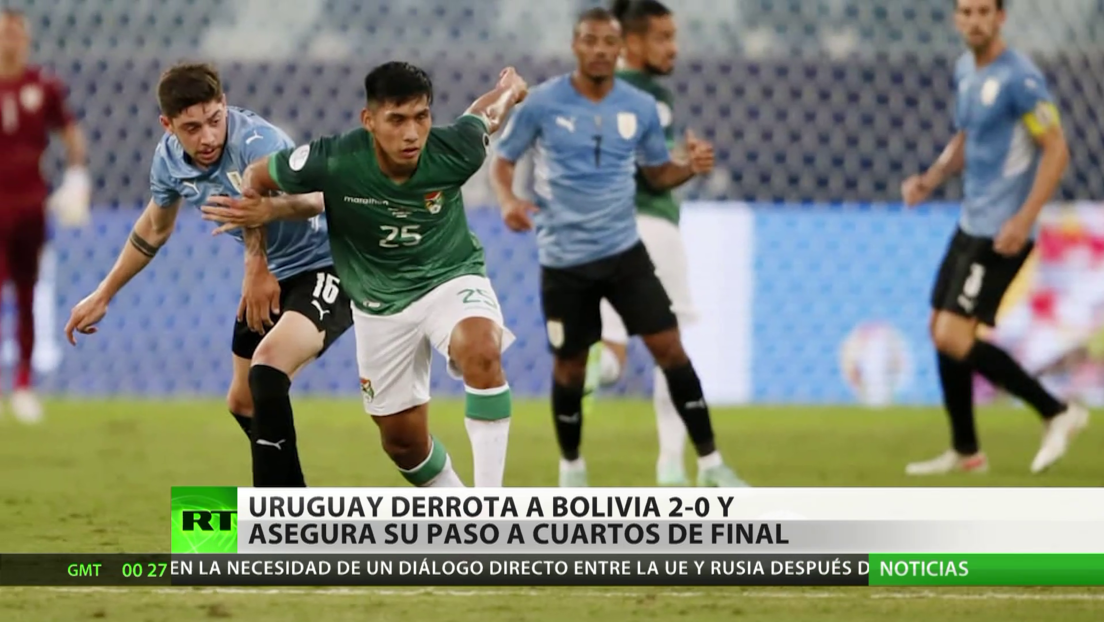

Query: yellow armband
1023,101,1061,137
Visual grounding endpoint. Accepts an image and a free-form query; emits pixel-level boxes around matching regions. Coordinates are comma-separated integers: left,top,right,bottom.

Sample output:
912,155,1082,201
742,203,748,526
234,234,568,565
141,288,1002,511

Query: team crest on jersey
360,377,375,403
424,191,444,214
19,84,42,112
980,78,1001,106
617,112,638,139
226,171,244,193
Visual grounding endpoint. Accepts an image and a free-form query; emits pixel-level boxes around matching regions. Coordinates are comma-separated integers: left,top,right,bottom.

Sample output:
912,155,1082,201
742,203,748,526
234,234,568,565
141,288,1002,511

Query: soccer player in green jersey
202,62,529,488
586,0,704,486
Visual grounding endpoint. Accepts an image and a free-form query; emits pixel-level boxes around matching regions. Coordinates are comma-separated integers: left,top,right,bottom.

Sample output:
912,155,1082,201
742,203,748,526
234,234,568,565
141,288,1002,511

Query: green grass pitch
1,398,1102,620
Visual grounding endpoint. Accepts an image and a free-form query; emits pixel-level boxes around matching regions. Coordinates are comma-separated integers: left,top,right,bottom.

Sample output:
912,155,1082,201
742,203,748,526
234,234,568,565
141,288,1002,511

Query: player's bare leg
640,327,746,487
373,403,465,487
910,310,1087,475
449,317,511,487
246,311,322,487
227,355,255,439
552,351,590,486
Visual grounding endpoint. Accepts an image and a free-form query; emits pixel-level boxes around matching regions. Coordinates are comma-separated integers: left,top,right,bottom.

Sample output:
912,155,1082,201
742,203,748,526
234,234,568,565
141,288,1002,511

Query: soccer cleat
1030,404,1090,474
905,450,989,475
657,461,690,486
11,389,44,424
559,458,588,487
696,464,749,487
581,343,603,416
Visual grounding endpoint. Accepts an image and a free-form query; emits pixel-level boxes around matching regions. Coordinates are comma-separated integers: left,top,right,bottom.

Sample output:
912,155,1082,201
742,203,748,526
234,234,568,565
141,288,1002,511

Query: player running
491,8,746,488
65,63,352,487
200,62,527,488
0,9,90,423
902,0,1088,475
582,0,700,486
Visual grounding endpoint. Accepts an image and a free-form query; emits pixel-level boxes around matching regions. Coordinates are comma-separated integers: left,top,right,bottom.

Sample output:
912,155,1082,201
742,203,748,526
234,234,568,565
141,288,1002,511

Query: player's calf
450,317,511,487
227,355,255,439
552,353,588,463
374,404,465,487
246,312,324,488
640,328,713,454
639,328,746,486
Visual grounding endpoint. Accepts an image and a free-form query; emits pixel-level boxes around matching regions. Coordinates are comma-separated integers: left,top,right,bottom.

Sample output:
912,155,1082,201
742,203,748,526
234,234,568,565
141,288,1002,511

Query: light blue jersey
149,106,333,281
954,49,1057,238
496,75,671,268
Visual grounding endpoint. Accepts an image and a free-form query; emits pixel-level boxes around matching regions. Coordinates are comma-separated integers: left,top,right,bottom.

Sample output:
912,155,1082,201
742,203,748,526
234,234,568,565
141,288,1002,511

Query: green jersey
269,114,490,316
617,68,680,225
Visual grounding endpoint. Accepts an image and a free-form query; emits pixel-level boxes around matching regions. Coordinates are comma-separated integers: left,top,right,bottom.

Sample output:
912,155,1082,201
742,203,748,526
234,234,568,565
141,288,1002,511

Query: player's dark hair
611,0,672,35
157,63,223,119
576,7,617,27
363,62,434,108
955,0,1004,10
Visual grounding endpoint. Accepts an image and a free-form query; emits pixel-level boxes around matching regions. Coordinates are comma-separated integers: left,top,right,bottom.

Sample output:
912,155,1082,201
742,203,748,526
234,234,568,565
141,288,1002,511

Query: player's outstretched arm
201,156,325,234
902,132,965,207
464,67,528,135
64,198,181,344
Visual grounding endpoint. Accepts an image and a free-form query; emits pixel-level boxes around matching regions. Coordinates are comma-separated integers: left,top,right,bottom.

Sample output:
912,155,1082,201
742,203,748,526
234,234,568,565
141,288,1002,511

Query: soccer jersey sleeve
41,74,75,130
1010,71,1060,138
242,124,295,164
148,144,181,208
637,100,671,168
494,100,541,163
268,137,331,194
430,114,492,181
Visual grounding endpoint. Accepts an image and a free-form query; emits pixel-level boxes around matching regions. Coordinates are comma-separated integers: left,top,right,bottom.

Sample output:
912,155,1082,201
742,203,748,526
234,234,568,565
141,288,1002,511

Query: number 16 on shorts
313,273,341,304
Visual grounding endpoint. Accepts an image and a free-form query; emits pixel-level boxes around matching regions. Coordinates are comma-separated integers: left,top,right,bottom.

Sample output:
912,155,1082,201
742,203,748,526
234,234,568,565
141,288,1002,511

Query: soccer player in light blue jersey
64,63,353,487
902,0,1088,476
491,7,746,488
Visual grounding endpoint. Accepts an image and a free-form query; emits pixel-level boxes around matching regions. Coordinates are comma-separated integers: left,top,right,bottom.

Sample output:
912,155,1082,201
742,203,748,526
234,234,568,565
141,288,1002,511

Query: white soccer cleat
905,449,989,476
656,461,690,487
1030,404,1090,474
11,389,44,424
559,458,588,487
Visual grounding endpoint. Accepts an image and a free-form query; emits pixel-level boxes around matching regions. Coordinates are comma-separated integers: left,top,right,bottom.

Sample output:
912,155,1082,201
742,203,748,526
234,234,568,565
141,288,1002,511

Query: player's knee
226,389,254,418
553,354,588,388
644,331,690,370
931,324,974,360
380,431,431,471
457,344,503,389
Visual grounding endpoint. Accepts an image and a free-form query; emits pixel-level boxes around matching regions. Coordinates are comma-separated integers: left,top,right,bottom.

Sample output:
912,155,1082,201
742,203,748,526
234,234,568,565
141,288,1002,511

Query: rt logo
181,510,237,531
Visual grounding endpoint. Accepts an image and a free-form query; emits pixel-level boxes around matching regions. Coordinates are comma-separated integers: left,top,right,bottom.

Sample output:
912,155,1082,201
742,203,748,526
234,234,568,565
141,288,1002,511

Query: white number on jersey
379,225,423,248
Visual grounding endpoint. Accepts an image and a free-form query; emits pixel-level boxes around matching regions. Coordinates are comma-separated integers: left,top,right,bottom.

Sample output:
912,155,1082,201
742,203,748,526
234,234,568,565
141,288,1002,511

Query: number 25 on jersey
379,225,423,248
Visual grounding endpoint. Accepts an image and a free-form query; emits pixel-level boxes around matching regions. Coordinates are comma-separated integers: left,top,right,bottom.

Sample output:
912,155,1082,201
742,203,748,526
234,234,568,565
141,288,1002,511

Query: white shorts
353,274,515,416
601,214,697,344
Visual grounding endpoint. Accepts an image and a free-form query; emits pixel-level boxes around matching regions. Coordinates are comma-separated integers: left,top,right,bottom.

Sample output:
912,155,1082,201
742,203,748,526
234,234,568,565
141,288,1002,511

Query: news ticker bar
4,554,1104,586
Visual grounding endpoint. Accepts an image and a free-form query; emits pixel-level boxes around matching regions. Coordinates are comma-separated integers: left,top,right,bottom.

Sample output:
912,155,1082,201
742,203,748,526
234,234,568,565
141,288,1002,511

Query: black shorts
930,227,1034,327
540,242,677,357
231,265,353,359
